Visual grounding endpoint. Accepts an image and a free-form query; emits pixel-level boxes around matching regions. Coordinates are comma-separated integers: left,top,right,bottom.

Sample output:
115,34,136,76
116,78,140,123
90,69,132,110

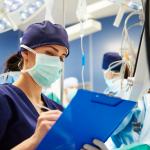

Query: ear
64,89,67,95
21,51,28,60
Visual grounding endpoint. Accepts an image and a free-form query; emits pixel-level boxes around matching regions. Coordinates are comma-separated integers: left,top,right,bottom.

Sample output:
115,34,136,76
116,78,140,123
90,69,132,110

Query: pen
37,104,51,111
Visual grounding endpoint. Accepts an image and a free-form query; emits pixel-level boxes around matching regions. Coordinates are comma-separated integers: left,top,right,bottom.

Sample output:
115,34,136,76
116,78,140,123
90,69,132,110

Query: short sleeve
0,96,12,141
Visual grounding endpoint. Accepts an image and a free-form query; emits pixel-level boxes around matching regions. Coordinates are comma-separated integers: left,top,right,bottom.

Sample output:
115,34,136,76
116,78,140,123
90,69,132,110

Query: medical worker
0,20,106,150
43,90,60,103
102,52,145,149
102,52,129,99
0,74,20,84
63,77,78,107
0,21,69,150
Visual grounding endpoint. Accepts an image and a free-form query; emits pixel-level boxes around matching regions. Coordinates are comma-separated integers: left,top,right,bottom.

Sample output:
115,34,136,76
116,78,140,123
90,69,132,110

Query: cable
81,33,85,90
124,9,143,59
76,0,87,90
121,21,143,57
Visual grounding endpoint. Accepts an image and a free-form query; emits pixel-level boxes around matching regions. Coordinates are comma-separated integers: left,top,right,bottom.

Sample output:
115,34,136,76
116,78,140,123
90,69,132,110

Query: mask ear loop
20,45,37,54
20,45,38,73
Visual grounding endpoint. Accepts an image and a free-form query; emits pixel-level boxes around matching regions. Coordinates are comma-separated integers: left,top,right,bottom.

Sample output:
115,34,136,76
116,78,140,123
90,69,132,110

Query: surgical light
112,0,142,27
20,0,44,21
0,0,45,33
4,0,25,12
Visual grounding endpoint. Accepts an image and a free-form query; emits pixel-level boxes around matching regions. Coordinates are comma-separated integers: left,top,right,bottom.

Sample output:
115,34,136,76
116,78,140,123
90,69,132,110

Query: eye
60,58,64,62
46,52,53,56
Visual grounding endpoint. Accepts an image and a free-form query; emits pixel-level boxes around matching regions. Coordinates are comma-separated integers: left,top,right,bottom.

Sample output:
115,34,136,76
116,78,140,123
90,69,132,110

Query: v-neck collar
9,83,49,118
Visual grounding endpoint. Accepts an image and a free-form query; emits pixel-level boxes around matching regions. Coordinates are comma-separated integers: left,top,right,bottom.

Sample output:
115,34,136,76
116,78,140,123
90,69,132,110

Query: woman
0,20,107,150
102,52,145,149
0,21,69,150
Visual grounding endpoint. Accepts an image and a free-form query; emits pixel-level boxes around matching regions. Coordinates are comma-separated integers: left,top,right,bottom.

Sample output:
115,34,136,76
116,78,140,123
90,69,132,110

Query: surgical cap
19,20,69,57
64,77,78,89
102,52,122,71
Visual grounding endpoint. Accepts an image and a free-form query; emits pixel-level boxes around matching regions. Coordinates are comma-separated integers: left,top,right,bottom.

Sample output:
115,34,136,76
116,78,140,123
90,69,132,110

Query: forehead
34,45,68,54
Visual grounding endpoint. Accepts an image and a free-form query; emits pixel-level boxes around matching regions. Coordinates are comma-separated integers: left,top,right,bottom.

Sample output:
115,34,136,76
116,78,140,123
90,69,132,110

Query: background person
63,77,78,107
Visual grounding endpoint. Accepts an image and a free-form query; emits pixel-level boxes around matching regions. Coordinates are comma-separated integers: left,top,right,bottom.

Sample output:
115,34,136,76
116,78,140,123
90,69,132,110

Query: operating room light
4,0,25,12
0,0,45,32
20,0,44,21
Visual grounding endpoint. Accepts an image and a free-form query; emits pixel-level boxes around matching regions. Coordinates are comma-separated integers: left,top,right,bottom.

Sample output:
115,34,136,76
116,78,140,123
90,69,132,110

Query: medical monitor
128,0,150,101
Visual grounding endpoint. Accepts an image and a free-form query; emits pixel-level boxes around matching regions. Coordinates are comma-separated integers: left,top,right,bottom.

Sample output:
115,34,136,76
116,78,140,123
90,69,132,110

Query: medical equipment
113,0,142,27
60,0,66,105
37,104,51,111
0,6,18,31
113,0,131,27
44,0,54,24
0,0,45,33
76,0,87,90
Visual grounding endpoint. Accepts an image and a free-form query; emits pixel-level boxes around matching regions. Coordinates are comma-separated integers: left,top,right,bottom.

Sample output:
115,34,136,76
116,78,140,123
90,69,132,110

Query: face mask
20,45,62,87
67,88,78,100
103,72,120,87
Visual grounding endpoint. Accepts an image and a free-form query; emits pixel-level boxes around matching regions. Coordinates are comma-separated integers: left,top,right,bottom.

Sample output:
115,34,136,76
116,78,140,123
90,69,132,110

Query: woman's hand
80,139,108,150
11,110,62,150
31,110,62,148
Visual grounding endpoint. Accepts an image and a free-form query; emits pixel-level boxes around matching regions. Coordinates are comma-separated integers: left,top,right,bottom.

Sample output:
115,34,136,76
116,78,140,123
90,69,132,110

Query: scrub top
0,83,64,150
43,91,61,104
104,79,146,149
0,74,20,84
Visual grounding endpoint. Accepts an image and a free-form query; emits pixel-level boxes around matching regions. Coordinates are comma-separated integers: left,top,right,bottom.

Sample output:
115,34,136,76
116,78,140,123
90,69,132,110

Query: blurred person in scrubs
43,89,60,104
80,52,147,150
0,74,20,84
102,52,145,149
102,52,129,99
63,77,78,107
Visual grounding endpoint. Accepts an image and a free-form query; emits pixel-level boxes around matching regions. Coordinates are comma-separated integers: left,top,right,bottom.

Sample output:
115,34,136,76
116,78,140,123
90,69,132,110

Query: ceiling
19,0,132,32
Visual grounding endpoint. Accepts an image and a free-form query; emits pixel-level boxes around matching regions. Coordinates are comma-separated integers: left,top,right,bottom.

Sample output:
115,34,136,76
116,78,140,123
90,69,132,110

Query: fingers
93,139,108,150
37,110,62,127
41,110,62,115
38,114,60,122
39,120,55,131
83,144,99,150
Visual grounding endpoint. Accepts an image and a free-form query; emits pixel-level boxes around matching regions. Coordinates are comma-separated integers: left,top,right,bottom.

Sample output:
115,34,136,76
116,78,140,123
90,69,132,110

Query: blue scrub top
0,83,64,150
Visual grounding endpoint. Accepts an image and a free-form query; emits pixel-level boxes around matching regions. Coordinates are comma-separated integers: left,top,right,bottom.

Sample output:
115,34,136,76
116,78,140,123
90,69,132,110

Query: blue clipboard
36,89,136,150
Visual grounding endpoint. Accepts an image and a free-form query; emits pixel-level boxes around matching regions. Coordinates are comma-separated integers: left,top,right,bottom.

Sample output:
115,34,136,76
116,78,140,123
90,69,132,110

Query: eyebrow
47,46,67,57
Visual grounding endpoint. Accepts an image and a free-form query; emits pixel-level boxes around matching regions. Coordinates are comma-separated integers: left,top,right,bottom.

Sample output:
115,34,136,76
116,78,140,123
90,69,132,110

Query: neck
13,72,42,103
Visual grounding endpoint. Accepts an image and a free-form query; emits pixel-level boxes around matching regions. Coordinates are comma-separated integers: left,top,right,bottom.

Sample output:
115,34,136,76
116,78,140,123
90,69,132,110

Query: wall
0,30,23,73
65,13,143,92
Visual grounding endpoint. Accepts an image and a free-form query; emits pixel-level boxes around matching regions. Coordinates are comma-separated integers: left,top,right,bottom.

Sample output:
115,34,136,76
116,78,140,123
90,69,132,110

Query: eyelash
46,52,53,56
46,52,64,62
60,58,64,62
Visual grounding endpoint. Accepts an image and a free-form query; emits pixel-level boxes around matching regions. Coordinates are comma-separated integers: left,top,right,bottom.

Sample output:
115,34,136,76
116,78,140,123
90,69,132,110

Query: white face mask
20,45,62,87
67,88,78,100
103,73,119,87
104,69,120,87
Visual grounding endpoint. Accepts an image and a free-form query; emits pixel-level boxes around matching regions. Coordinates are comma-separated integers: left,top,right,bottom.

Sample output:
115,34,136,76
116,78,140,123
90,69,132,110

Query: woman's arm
11,110,62,150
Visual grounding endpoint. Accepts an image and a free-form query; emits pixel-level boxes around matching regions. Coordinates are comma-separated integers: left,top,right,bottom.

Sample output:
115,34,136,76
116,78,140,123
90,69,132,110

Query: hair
112,65,129,79
2,51,24,74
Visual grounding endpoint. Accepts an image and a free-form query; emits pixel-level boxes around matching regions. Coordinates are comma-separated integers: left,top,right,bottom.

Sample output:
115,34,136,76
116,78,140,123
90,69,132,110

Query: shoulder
0,83,14,97
42,93,64,112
